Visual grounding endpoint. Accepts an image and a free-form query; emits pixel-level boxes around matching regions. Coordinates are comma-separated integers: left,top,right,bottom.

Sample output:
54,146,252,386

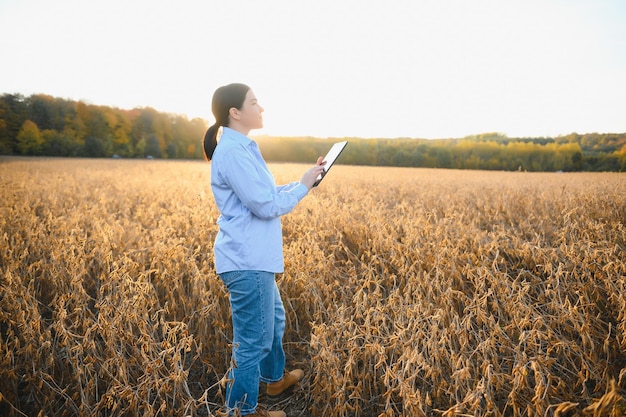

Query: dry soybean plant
292,167,626,417
1,158,229,416
1,157,625,417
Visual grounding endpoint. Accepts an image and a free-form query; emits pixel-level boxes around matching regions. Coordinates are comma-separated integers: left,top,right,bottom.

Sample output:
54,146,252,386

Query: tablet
313,141,348,186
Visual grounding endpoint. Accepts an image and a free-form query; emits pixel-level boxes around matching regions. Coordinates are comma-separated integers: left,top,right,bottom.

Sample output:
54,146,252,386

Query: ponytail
203,124,220,161
202,83,251,162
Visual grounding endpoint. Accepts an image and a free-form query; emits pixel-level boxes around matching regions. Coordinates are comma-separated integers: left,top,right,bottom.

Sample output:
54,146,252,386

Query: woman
203,83,325,417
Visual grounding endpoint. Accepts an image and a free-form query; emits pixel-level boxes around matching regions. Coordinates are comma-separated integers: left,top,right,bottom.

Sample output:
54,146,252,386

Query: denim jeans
219,270,286,415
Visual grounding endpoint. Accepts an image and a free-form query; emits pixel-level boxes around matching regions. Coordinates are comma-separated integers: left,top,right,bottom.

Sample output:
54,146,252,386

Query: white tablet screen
314,141,348,186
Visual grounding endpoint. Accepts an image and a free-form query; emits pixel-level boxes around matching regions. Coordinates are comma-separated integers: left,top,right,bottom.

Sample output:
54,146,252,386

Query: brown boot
246,407,286,417
266,369,304,400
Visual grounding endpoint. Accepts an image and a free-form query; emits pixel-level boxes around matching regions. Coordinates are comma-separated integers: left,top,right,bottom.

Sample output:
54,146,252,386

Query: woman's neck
227,122,250,137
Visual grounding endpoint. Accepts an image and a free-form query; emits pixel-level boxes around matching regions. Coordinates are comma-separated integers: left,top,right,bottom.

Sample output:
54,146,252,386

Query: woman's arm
217,146,308,219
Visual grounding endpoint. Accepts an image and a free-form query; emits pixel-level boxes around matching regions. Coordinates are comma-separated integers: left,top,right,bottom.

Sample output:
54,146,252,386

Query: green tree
0,94,28,154
41,129,76,156
27,94,53,130
0,106,7,154
145,134,162,158
83,136,106,157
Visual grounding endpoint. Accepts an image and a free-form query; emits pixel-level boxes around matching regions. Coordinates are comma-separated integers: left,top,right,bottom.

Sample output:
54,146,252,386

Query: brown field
1,156,625,417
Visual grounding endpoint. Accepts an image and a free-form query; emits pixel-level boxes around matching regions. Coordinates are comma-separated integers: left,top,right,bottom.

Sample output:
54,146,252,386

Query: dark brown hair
203,83,251,161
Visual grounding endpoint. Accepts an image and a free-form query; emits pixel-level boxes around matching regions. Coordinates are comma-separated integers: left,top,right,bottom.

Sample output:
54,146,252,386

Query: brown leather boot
246,407,286,417
266,369,304,400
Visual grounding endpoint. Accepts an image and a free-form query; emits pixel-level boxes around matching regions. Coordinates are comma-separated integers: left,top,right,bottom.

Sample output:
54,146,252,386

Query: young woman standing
203,83,325,417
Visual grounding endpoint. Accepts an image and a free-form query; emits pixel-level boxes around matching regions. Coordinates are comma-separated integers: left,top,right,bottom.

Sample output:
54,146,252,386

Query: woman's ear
229,107,240,121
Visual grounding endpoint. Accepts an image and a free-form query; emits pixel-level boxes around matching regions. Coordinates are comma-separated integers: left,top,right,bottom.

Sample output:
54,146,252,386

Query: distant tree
187,143,197,158
17,120,43,155
41,129,76,156
83,136,106,157
616,144,626,172
0,94,28,154
27,95,52,130
165,141,177,159
189,118,208,158
135,137,146,157
571,149,583,171
0,107,7,154
145,134,161,158
101,107,132,157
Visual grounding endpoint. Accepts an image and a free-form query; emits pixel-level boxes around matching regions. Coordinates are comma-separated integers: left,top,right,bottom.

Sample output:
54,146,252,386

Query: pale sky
1,0,625,139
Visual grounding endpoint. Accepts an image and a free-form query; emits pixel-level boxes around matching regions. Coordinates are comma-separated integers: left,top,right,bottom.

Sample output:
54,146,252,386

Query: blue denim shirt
211,127,309,274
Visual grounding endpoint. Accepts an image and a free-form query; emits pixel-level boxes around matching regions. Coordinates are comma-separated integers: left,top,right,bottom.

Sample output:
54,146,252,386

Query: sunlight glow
1,0,624,139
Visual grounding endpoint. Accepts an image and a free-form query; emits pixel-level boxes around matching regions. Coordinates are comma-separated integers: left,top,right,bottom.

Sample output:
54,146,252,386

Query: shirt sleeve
277,181,305,193
218,145,309,220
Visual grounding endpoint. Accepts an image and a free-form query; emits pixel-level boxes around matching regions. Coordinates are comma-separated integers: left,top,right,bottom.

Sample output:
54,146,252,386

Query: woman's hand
300,157,327,190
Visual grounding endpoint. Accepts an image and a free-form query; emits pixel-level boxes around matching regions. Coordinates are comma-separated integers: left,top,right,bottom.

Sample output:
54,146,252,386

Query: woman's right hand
300,157,327,189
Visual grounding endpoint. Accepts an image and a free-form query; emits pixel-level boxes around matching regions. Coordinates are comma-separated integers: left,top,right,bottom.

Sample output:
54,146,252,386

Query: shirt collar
221,127,253,146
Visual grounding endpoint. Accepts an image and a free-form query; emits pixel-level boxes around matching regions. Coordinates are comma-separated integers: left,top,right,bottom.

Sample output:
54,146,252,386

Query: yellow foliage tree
17,120,43,155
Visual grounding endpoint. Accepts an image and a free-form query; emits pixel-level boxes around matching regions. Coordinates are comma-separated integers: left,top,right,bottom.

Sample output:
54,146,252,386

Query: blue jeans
219,270,286,415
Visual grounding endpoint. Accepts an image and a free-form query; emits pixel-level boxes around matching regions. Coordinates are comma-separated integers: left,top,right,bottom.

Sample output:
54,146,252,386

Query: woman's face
233,89,264,132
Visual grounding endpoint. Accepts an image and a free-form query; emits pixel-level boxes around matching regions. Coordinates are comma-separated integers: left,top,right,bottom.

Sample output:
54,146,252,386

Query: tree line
0,93,207,159
258,133,626,172
1,93,625,171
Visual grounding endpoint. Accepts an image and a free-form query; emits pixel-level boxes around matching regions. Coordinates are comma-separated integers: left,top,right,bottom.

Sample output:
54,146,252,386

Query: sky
1,0,625,139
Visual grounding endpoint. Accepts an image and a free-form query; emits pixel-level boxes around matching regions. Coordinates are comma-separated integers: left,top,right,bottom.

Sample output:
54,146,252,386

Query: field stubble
0,157,625,417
